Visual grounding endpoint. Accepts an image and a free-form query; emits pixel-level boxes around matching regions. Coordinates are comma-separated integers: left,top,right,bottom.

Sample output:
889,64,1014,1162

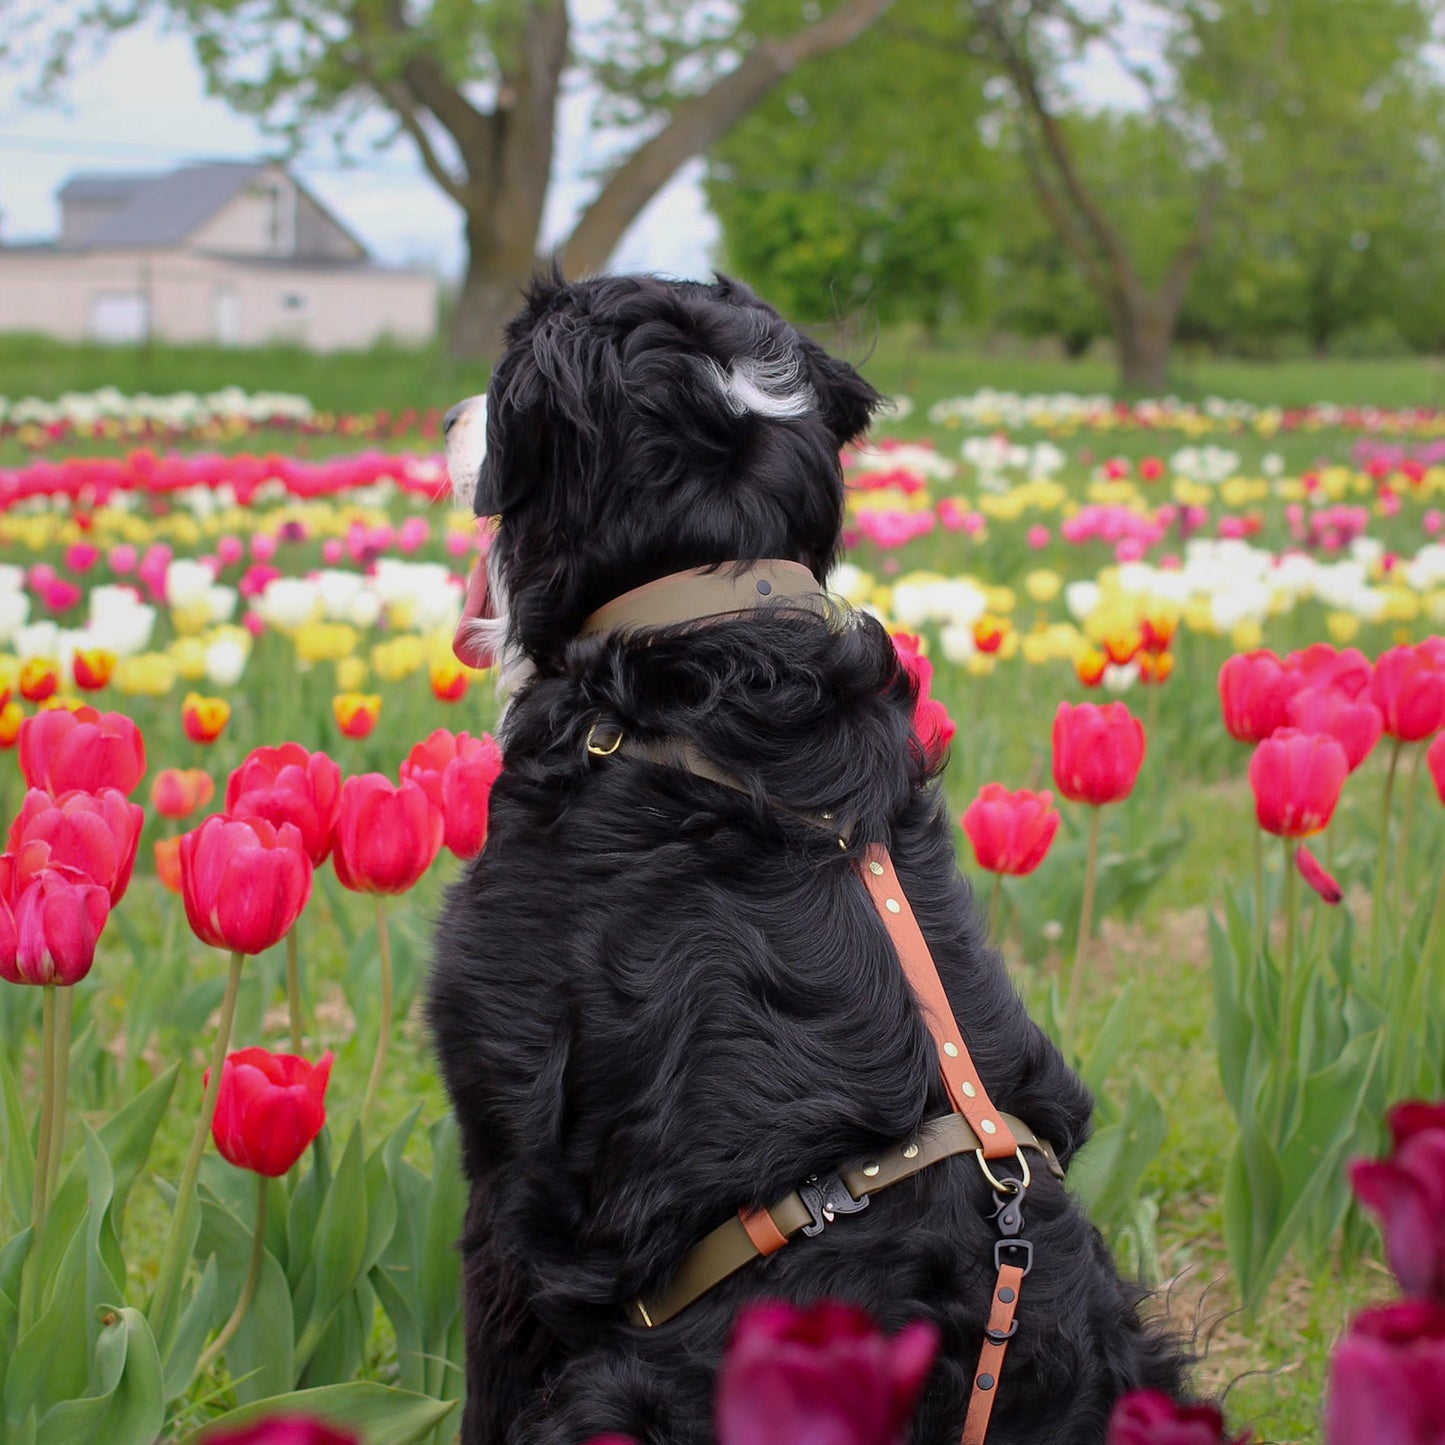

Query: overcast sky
0,11,1139,280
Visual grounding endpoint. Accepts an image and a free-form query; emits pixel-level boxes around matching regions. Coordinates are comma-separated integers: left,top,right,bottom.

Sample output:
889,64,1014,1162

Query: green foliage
707,0,1001,326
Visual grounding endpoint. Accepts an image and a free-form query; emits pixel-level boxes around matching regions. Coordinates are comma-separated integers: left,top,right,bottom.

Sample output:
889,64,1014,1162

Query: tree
705,0,1003,332
25,0,899,355
972,0,1442,389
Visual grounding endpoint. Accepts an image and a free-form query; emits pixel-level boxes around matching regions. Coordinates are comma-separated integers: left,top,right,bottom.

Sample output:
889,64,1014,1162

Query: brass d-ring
586,724,623,757
975,1147,1031,1194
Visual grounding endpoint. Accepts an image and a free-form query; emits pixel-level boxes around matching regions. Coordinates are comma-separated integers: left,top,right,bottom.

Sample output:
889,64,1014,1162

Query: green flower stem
285,927,304,1055
1392,743,1426,925
1275,836,1300,1135
1062,805,1102,1057
988,872,1003,943
30,988,57,1236
19,988,58,1334
1371,738,1404,971
149,949,246,1345
360,896,392,1138
194,1173,267,1380
45,987,74,1201
1252,825,1266,963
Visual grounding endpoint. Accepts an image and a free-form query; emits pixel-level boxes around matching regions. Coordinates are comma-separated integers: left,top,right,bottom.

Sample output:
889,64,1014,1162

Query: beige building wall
0,248,436,350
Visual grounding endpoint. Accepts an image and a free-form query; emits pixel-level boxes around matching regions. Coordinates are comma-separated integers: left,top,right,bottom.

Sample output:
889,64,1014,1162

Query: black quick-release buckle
987,1170,1034,1279
799,1174,870,1236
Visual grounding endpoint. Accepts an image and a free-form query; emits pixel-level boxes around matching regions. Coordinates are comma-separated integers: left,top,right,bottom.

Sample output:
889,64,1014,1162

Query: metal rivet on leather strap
981,1120,997,1135
902,1143,919,1159
868,861,884,876
943,1042,959,1058
757,579,773,595
885,898,901,914
863,1162,880,1177
962,1081,976,1097
998,1287,1015,1304
977,1374,995,1391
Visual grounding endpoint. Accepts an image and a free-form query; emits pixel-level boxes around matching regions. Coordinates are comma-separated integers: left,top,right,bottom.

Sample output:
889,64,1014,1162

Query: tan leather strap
858,846,1018,1160
625,1112,1060,1329
961,1263,1026,1445
579,560,827,639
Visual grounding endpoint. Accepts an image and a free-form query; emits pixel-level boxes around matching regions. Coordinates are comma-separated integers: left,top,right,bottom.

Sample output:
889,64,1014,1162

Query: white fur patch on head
444,394,489,511
706,349,816,419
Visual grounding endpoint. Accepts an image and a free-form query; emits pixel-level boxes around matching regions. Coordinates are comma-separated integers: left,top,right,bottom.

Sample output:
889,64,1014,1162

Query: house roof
63,161,271,248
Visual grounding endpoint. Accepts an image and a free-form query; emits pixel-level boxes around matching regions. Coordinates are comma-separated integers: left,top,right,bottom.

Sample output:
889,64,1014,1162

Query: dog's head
447,271,881,673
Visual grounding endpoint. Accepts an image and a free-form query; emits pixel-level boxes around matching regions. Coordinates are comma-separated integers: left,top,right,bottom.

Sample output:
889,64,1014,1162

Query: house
0,160,437,350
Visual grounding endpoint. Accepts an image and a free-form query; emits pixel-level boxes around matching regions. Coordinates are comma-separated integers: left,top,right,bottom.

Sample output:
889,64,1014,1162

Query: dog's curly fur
428,272,1188,1444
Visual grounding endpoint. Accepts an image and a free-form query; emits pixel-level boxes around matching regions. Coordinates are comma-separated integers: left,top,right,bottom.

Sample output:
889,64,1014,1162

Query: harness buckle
586,722,623,757
994,1237,1033,1277
799,1174,870,1237
975,1147,1031,1195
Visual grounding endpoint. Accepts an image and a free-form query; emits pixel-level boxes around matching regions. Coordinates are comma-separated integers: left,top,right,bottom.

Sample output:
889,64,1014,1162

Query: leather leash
577,561,1057,1444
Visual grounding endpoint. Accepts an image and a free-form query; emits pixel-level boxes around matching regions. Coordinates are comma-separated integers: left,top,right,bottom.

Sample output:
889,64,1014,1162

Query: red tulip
71,647,117,692
1052,701,1146,806
332,775,443,894
1370,645,1445,742
180,815,313,954
1107,1390,1250,1444
1286,687,1383,772
151,768,216,821
226,744,342,865
1326,1301,1445,1445
1218,650,1302,744
182,693,231,745
17,705,146,797
400,729,503,859
961,784,1060,876
6,786,143,903
1428,733,1445,806
200,1415,359,1445
1286,643,1372,700
1350,1100,1445,1305
1248,729,1348,838
891,632,934,693
715,1302,937,1445
209,1047,332,1177
891,633,954,762
0,865,111,987
1296,844,1342,904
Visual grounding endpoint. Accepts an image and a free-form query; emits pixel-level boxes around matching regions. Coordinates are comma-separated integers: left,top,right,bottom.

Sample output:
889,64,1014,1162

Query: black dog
428,272,1188,1444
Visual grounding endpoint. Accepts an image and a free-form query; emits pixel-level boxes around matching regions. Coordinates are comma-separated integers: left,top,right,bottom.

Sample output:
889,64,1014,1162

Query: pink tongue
453,557,496,669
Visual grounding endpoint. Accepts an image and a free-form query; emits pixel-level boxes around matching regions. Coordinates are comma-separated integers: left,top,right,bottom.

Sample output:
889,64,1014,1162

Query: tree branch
1159,170,1224,315
562,0,897,275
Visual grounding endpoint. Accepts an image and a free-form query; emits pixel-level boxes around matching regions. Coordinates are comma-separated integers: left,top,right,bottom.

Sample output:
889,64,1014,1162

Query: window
280,292,309,312
88,293,149,344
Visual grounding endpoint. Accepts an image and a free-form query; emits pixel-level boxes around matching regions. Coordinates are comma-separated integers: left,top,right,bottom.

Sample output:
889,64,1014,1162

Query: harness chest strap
624,1112,1062,1329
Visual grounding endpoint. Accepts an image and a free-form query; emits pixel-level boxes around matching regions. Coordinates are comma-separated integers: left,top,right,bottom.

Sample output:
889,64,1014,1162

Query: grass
4,329,1445,417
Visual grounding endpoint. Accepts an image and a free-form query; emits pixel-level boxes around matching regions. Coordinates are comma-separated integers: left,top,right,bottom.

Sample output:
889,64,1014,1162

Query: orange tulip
1101,626,1142,667
1138,652,1175,686
72,647,117,691
0,701,21,748
1138,611,1178,655
151,767,216,819
332,692,381,738
429,657,469,702
182,693,230,744
154,835,183,894
1074,648,1108,688
19,657,59,703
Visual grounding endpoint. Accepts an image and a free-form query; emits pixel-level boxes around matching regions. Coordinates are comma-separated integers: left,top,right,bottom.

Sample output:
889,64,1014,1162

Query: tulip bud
1218,650,1302,744
1370,645,1445,743
332,692,381,739
182,692,231,744
1052,701,1146,806
1248,729,1348,838
715,1303,938,1445
961,784,1060,876
180,815,312,955
1107,1389,1250,1444
6,786,143,904
0,868,111,987
226,744,342,866
332,775,443,894
1326,1301,1445,1445
209,1047,332,1177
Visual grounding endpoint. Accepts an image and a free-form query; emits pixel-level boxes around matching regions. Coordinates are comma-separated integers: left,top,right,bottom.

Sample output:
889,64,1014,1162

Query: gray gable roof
61,161,270,248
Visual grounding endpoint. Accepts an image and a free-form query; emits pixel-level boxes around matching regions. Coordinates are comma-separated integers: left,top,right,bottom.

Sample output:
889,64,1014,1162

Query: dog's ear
797,335,883,448
477,273,623,516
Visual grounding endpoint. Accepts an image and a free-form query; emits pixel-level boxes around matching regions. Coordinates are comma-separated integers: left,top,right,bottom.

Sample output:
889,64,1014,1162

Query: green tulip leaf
195,1187,295,1403
36,1306,164,1445
98,1064,179,1233
181,1382,455,1445
305,1123,369,1348
161,1254,220,1401
0,1049,35,1231
5,1209,90,1423
419,1117,465,1352
0,1228,32,1366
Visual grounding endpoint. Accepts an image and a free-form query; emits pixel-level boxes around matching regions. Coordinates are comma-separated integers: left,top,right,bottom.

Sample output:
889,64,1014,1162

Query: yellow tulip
335,656,370,692
1025,569,1062,603
114,653,177,697
1326,612,1362,644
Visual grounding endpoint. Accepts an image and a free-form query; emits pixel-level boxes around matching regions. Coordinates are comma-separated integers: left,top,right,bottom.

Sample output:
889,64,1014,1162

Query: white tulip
205,637,249,687
15,621,59,659
0,591,30,644
257,578,322,630
166,559,215,610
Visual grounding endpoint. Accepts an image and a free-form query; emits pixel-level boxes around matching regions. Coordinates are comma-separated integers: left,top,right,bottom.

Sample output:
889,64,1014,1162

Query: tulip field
4,361,1445,1444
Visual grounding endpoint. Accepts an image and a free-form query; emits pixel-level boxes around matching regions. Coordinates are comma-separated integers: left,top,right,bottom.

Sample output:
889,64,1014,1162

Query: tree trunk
1112,289,1175,394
